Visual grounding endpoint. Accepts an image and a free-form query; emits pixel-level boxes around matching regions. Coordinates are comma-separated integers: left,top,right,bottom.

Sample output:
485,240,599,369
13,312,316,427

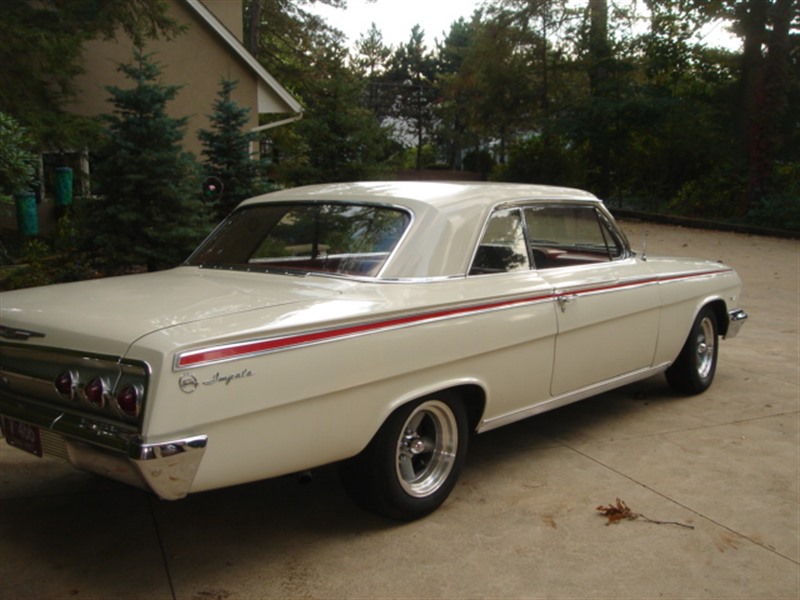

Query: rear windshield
186,202,412,278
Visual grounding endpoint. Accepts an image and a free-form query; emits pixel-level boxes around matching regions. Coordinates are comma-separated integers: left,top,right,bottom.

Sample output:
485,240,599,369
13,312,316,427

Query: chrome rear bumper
131,435,208,499
0,396,206,500
1,343,206,500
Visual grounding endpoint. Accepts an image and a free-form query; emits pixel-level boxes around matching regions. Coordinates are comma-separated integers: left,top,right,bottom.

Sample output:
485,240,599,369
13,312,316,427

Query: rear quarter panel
128,274,558,493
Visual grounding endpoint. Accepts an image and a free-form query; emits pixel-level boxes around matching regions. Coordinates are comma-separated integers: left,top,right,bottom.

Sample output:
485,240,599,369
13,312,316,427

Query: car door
466,206,558,420
524,204,660,397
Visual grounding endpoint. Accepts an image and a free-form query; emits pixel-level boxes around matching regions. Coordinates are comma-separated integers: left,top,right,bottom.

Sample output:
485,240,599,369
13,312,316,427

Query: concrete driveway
1,220,798,599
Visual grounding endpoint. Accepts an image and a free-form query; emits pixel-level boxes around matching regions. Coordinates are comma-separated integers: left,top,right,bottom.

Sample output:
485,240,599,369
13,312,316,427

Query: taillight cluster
54,370,77,400
115,384,142,416
54,370,143,418
84,377,106,408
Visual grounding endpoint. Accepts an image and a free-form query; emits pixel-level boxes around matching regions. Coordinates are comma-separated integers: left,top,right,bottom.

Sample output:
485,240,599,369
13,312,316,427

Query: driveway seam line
558,439,800,566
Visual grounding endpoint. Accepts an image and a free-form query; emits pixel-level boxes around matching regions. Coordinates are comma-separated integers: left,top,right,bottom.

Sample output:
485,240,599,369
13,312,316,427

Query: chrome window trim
468,199,633,277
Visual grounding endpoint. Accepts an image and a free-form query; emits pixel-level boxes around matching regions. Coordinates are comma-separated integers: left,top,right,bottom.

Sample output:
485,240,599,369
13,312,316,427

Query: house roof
184,0,302,116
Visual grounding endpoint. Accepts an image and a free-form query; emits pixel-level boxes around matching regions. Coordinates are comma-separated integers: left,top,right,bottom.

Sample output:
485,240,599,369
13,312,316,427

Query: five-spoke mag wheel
396,400,460,498
340,393,468,521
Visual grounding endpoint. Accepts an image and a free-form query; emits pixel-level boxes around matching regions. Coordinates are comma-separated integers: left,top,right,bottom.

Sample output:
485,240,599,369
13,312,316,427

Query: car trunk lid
0,267,345,357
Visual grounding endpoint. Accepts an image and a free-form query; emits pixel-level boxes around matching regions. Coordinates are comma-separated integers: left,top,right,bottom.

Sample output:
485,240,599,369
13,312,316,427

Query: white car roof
242,181,597,209
240,181,602,279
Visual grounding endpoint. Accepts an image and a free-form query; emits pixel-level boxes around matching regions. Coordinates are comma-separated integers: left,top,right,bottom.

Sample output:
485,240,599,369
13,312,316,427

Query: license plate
1,416,43,457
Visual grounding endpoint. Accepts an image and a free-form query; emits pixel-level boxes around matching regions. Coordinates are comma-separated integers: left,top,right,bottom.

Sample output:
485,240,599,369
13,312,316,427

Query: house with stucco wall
71,0,302,157
8,0,301,235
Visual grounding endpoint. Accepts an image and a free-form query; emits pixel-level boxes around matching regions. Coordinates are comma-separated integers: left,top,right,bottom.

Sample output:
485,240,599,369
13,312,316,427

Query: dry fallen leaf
596,497,694,529
596,498,638,524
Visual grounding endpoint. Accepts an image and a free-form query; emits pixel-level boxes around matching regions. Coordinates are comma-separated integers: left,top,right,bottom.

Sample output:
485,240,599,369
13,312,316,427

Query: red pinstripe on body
174,268,731,369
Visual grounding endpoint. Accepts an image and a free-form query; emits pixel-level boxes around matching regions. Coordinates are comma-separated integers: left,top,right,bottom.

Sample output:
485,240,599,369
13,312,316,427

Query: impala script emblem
179,369,253,394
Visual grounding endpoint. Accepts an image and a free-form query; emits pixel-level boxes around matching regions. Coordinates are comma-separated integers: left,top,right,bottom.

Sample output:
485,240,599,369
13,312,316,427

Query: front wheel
666,306,719,394
339,393,468,521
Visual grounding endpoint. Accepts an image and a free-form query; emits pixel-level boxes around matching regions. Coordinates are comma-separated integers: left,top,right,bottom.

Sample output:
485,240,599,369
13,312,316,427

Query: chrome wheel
695,315,717,379
339,393,468,520
396,400,459,498
666,306,719,395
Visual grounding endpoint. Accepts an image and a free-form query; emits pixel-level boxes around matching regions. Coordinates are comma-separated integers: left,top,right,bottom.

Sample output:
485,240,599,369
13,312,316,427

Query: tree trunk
246,0,262,55
587,0,612,200
738,0,770,215
736,0,795,216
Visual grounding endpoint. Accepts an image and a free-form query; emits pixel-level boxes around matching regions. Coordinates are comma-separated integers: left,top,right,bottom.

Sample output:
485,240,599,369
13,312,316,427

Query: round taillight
54,370,77,400
115,385,142,417
84,377,107,408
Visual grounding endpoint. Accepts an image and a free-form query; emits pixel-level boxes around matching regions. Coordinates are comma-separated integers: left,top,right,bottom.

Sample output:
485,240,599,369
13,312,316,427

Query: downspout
249,114,303,158
250,114,303,134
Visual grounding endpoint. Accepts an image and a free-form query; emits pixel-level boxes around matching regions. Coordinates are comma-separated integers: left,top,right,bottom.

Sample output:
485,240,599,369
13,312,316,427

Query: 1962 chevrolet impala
0,182,746,520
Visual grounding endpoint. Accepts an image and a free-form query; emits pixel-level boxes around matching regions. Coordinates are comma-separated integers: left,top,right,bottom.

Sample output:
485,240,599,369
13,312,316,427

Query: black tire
666,306,719,395
339,392,468,521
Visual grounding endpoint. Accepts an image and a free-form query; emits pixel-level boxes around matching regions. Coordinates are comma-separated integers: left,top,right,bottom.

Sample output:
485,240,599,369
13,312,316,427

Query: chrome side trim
0,326,45,340
477,363,671,433
725,309,748,339
175,269,734,371
174,293,554,370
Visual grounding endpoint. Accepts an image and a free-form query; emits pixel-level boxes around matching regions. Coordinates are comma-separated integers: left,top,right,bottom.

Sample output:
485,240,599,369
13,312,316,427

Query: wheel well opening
447,384,486,432
707,300,728,337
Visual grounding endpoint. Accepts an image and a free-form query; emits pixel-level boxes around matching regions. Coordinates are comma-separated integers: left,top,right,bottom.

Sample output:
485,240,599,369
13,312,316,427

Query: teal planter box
55,167,73,207
14,191,38,236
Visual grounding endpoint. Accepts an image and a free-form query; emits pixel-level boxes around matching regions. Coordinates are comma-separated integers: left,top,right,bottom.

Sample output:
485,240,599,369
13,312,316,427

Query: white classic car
0,182,747,520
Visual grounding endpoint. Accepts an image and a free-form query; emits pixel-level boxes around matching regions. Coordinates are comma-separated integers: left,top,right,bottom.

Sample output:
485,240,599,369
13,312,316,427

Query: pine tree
0,0,181,148
0,112,37,201
90,47,210,272
198,78,262,219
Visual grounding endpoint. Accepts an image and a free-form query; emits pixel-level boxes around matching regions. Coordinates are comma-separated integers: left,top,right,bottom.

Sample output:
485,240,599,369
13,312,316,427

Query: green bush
746,162,800,230
0,112,38,202
668,171,737,220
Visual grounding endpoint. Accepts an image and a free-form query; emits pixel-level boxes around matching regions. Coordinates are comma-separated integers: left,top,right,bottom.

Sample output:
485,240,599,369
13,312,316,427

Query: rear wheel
666,306,719,394
339,393,468,521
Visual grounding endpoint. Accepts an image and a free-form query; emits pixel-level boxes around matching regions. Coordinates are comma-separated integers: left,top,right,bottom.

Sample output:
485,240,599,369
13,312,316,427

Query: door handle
557,294,576,312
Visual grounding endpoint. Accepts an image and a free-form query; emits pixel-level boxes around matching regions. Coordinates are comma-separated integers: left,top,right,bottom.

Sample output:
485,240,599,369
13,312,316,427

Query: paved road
1,220,798,599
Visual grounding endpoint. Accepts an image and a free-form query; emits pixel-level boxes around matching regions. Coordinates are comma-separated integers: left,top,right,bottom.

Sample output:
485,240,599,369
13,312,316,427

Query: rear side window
469,208,530,275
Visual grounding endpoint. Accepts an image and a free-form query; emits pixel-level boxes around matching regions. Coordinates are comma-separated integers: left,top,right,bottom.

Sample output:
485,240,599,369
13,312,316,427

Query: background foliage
247,0,797,229
88,48,210,273
198,78,267,220
0,113,38,202
0,0,797,289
